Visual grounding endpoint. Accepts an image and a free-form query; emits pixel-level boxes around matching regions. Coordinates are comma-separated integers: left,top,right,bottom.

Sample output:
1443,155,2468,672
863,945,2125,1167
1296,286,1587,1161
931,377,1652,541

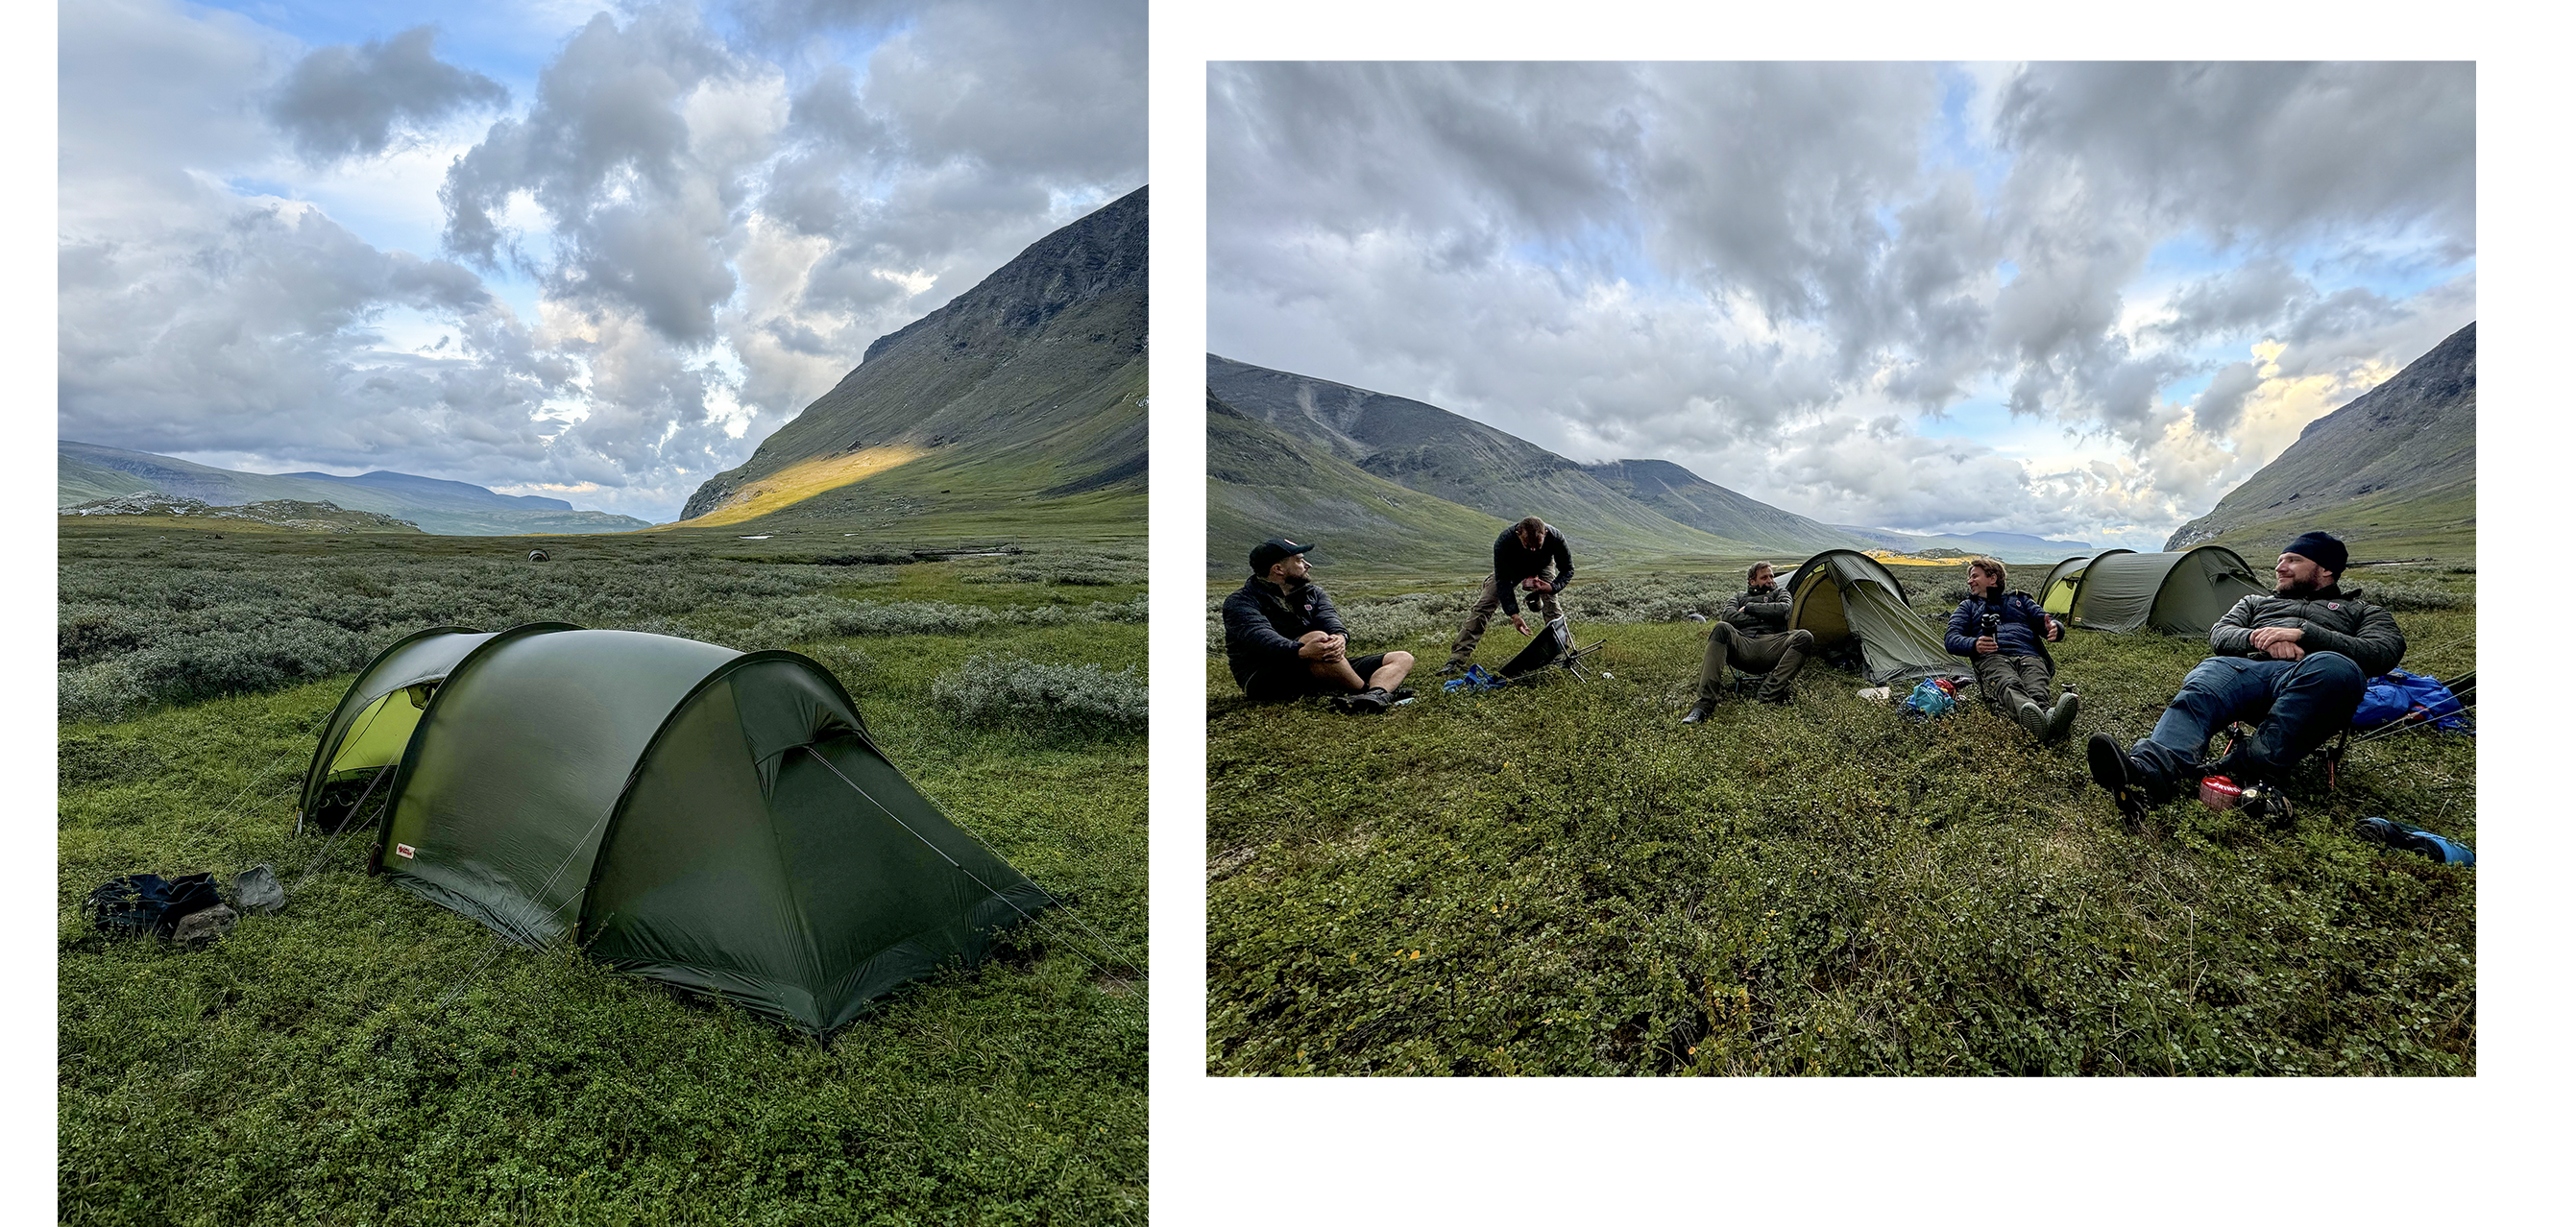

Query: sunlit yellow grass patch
663,444,929,528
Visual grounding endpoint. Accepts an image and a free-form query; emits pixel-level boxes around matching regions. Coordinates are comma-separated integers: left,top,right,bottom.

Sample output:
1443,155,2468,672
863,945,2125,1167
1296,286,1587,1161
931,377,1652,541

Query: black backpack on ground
82,873,225,940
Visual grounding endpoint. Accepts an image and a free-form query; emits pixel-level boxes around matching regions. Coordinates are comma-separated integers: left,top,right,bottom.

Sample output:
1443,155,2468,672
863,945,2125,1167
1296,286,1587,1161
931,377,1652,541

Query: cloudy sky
1208,61,2474,549
61,0,1144,521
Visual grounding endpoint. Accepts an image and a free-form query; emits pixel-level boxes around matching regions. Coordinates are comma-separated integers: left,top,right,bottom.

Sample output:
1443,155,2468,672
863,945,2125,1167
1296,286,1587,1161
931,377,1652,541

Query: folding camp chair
2216,668,2474,795
1495,614,1607,681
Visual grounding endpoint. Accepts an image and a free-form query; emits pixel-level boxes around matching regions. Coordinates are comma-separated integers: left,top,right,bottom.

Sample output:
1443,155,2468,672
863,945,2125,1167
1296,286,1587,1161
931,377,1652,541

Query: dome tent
1783,550,1973,686
297,623,1048,1037
2066,546,2270,636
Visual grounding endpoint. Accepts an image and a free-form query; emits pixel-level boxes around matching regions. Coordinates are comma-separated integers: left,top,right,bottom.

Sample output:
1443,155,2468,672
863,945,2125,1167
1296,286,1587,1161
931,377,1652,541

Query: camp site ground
61,525,1148,1224
1205,554,2475,1076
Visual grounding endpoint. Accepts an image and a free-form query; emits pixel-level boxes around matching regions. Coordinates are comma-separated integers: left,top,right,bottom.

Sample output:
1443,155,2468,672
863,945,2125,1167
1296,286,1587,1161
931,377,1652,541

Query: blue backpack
2351,669,2469,733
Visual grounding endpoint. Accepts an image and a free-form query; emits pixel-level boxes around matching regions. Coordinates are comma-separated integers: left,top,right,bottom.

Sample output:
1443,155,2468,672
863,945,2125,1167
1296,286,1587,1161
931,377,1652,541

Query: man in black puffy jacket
1681,560,1813,722
1222,538,1416,713
2088,531,2406,820
1944,557,2077,742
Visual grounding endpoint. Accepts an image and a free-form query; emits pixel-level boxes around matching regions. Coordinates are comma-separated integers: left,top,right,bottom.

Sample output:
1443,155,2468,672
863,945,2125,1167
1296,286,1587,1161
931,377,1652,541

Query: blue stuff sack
1900,678,1958,723
2352,669,2469,733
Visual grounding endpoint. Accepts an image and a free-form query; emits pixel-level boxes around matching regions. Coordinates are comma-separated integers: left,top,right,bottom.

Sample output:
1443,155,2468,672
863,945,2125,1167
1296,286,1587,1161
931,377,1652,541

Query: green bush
961,549,1147,587
934,654,1149,738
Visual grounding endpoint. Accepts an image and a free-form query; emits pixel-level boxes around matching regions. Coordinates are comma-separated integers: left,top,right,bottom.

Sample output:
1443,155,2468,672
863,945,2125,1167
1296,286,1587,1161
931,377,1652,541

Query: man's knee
1385,650,1415,669
2295,651,2365,690
1785,629,1814,649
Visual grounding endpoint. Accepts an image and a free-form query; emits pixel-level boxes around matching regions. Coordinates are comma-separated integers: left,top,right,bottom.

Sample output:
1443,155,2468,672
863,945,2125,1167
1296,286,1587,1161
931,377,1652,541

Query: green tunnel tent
2036,554,2101,615
1783,550,1972,686
2066,546,2269,636
297,623,1050,1037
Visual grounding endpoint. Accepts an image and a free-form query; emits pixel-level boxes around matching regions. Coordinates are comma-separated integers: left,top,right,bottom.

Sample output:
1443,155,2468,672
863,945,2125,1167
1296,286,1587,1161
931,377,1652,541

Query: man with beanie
1944,557,2078,742
1681,560,1814,722
2087,531,2405,823
1438,517,1576,674
1222,538,1417,713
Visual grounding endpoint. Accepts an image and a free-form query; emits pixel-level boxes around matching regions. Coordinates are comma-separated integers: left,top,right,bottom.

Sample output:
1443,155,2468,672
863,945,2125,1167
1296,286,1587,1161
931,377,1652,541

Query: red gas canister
2198,776,2243,810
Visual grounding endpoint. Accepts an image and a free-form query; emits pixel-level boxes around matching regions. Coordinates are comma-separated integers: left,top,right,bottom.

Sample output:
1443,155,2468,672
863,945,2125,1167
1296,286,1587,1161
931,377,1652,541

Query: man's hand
1510,614,1531,637
1296,631,1348,662
2044,616,2063,642
1973,636,1999,655
1523,576,1552,593
2262,639,2307,661
2248,626,2305,650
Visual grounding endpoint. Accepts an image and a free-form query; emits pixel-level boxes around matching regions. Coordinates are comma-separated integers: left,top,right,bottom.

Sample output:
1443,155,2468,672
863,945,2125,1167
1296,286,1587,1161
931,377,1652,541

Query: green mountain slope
676,186,1147,541
1208,392,1505,574
58,441,650,535
1205,354,1779,560
2167,321,2475,560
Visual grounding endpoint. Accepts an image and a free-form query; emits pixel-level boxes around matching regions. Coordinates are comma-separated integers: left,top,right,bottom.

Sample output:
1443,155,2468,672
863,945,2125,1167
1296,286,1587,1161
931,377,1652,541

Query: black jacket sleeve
2209,594,2263,657
1306,585,1349,638
1221,589,1303,668
2297,602,2406,676
1943,599,1980,657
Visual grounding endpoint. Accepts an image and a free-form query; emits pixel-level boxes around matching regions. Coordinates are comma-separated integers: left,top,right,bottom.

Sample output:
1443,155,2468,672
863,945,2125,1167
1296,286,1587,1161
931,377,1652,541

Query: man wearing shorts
1222,538,1416,712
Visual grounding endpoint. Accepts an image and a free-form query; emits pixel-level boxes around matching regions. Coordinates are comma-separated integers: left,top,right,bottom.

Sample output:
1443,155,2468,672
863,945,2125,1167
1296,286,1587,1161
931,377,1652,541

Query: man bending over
1223,538,1416,713
1439,517,1575,674
1944,556,2078,742
2087,532,2405,821
1682,561,1814,722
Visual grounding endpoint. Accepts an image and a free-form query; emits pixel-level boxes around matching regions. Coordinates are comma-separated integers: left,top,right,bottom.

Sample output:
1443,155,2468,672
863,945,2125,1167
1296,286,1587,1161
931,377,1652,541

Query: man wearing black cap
1222,538,1417,712
2087,531,2406,823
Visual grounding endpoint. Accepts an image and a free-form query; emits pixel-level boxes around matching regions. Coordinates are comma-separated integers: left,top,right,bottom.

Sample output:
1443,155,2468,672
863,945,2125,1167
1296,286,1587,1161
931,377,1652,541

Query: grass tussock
934,654,1150,739
61,524,1145,1224
1206,571,2475,1076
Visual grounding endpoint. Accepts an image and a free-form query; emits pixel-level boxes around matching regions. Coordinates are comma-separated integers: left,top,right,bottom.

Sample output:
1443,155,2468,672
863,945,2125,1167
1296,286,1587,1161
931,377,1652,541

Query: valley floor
1205,565,2476,1075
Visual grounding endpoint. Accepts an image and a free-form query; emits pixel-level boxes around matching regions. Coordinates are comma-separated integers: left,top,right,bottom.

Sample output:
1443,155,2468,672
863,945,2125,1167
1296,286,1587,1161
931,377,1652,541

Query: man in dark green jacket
1682,561,1814,722
2088,531,2405,819
1221,538,1416,713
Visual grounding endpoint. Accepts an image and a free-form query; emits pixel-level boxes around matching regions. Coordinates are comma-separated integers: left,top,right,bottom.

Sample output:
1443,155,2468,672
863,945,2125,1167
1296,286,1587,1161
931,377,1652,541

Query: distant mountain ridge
1207,391,1506,572
1204,354,2090,566
679,186,1148,533
58,440,651,536
2167,321,2474,556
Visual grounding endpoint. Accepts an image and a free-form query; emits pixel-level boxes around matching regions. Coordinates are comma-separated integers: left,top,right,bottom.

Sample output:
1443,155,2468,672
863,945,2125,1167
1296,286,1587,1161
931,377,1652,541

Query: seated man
1439,517,1574,674
2088,532,2405,821
1222,538,1416,713
1943,556,2078,742
1681,561,1814,722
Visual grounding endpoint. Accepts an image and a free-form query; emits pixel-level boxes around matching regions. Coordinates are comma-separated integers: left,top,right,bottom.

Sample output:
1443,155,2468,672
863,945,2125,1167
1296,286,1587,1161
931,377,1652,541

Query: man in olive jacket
1223,538,1416,712
1682,560,1814,722
2088,531,2405,817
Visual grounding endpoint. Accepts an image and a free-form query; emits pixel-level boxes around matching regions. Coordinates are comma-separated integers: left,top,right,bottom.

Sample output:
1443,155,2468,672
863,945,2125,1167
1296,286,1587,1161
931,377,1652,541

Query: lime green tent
298,623,1046,1036
1784,550,1972,686
2066,546,2269,636
2036,554,2099,614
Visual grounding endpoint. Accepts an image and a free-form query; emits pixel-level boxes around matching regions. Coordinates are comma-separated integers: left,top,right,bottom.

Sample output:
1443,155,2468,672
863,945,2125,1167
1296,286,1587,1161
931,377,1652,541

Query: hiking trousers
1696,623,1813,704
1972,653,2055,714
1446,572,1562,667
2126,653,2366,793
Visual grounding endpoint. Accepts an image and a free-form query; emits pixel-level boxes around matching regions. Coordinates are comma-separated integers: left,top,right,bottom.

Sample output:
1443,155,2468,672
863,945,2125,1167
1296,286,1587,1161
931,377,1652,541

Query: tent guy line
801,745,1153,997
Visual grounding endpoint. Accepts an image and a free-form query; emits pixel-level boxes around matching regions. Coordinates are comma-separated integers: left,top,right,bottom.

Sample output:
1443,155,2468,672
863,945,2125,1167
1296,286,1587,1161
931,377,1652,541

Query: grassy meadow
1205,561,2476,1076
61,522,1147,1224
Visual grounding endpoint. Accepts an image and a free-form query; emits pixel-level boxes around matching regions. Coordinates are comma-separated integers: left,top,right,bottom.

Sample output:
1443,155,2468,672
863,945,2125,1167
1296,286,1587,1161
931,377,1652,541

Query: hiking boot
1434,662,1466,677
2043,691,2080,743
1390,686,1417,702
1680,700,1716,725
2011,695,2051,740
2087,733,2153,829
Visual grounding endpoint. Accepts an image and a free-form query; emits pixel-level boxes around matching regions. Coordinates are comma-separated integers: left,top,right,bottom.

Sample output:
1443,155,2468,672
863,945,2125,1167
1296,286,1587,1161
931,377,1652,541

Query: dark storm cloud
1209,60,2473,542
266,27,509,164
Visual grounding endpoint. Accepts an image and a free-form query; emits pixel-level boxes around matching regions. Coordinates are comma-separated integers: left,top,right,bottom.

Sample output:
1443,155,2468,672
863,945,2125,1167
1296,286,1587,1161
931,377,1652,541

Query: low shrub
932,654,1148,738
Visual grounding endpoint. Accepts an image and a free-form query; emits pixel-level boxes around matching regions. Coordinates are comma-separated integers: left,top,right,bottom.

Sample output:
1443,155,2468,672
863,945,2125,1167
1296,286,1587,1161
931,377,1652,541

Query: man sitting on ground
1944,556,2078,742
1439,517,1575,674
2087,531,2405,821
1222,538,1417,713
1682,561,1814,722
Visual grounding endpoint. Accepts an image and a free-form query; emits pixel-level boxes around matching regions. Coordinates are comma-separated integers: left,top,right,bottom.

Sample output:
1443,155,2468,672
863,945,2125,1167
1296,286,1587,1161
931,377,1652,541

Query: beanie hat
2284,531,2347,577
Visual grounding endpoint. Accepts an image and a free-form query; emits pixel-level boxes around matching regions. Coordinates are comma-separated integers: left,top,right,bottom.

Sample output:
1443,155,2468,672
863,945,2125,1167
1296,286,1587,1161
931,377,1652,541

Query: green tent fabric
1784,550,1972,686
2067,546,2269,636
2036,555,2097,615
298,623,1048,1036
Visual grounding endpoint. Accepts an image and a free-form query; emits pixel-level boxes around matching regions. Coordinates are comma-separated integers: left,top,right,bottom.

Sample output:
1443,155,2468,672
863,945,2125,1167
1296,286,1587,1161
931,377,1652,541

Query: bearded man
2087,532,2405,822
1681,560,1814,722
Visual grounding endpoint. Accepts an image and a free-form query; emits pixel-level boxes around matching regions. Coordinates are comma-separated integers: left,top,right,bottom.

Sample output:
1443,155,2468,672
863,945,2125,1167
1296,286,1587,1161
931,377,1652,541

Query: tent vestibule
1783,549,1972,686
